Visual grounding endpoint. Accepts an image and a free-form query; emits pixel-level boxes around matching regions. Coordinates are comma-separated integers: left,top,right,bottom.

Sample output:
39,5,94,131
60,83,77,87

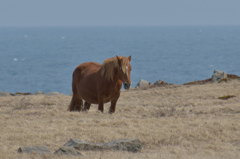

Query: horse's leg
97,93,104,112
84,102,91,111
98,102,104,112
109,92,120,113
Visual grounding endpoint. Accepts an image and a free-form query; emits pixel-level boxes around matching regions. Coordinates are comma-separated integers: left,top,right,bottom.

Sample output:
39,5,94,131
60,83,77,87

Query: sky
0,0,240,27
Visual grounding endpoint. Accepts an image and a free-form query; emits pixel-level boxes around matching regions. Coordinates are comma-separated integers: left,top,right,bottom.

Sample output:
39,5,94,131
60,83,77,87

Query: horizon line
1,24,240,28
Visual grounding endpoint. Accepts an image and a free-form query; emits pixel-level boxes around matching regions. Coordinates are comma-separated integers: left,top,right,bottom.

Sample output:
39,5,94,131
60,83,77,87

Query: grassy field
0,80,240,159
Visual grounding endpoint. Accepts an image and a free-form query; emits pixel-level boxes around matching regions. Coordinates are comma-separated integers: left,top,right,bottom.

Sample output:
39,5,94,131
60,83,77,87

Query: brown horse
68,55,132,113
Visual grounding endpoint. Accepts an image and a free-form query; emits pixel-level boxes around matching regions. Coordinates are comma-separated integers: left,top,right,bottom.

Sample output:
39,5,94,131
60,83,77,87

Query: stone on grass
55,146,83,156
151,80,164,86
18,146,52,155
10,93,18,96
104,139,142,153
62,138,142,153
64,139,104,151
212,70,227,82
136,79,150,88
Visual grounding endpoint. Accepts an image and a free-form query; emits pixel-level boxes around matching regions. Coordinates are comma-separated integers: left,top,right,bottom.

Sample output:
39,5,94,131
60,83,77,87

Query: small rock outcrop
18,146,52,155
104,139,142,152
212,70,227,82
136,79,150,88
151,80,164,86
64,139,104,151
62,138,142,153
55,146,83,156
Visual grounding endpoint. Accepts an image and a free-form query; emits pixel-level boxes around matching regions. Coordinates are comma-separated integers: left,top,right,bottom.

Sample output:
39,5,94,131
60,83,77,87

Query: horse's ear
128,56,131,62
116,55,122,66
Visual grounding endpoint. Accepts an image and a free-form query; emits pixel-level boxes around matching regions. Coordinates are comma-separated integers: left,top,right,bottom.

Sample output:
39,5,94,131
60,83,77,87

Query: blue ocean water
0,26,239,94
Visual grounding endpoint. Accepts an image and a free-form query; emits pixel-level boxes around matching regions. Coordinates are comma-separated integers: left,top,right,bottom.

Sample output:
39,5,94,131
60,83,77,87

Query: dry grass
1,80,240,159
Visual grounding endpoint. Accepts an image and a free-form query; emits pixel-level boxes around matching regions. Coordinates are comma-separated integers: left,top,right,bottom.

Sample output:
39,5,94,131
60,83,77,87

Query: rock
0,92,10,97
62,138,142,153
34,91,44,95
136,79,150,88
54,146,83,156
45,92,63,96
104,139,142,153
9,92,31,96
151,80,164,86
15,92,32,95
64,139,104,151
212,70,227,82
10,93,19,96
18,146,52,155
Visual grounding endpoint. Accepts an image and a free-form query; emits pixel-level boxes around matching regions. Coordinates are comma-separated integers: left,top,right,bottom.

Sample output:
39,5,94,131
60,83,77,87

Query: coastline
1,73,239,96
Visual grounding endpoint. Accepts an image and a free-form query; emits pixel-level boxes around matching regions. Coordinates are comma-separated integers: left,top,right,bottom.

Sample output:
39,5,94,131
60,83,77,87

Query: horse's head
116,55,132,89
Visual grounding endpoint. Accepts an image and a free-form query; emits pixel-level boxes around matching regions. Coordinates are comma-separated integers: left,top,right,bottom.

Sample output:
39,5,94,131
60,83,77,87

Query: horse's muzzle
124,82,131,89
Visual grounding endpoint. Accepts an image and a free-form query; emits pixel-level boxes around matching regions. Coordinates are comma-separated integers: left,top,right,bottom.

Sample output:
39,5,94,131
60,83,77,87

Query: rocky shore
1,70,239,97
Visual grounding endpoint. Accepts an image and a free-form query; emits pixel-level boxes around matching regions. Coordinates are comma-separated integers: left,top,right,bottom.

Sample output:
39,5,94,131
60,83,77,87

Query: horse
68,55,132,113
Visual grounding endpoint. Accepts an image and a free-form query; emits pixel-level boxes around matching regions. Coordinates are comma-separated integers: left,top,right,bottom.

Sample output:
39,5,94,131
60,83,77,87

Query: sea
0,26,239,95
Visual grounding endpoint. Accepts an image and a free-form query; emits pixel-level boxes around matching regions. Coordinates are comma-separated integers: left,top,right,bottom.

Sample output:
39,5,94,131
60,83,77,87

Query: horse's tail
68,95,75,111
68,93,83,111
68,65,83,112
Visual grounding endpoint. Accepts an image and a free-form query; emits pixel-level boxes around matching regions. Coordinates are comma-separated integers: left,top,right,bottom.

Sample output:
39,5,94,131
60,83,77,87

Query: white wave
13,58,18,61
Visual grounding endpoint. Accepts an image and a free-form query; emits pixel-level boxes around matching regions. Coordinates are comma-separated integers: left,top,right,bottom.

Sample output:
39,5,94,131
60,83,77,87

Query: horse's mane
101,56,128,81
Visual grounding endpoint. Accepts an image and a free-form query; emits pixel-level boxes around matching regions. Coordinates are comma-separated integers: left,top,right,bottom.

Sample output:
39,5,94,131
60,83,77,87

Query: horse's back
73,62,100,77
